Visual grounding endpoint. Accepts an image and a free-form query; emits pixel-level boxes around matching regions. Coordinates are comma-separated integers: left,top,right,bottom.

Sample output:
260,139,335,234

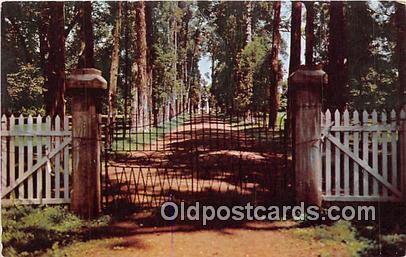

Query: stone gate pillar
67,68,107,218
291,67,327,207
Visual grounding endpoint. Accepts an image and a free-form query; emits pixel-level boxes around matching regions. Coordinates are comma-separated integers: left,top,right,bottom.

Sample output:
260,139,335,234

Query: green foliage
310,2,401,111
355,208,406,257
210,2,246,112
235,37,263,112
313,2,330,64
1,2,44,65
1,1,402,116
375,234,406,256
6,64,45,115
348,67,399,110
345,2,399,111
242,36,270,112
148,1,202,109
207,2,287,114
293,221,370,257
153,45,177,103
2,205,111,257
1,2,46,114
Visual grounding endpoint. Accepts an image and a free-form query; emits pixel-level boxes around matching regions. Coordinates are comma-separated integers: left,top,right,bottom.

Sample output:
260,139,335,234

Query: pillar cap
66,68,107,91
289,66,328,85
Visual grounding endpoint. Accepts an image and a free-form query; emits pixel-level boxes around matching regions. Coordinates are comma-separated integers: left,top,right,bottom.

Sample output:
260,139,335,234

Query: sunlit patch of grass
111,114,190,151
292,221,370,257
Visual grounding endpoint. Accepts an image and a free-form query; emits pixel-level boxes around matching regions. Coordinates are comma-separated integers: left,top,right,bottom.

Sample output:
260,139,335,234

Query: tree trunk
327,1,347,111
244,1,254,114
132,1,149,131
289,2,302,75
123,2,130,136
107,2,122,146
185,27,198,113
305,2,315,66
182,6,192,113
78,1,95,69
179,2,192,114
44,2,66,120
171,12,177,119
269,1,282,128
396,2,406,108
145,2,157,126
287,1,302,134
246,1,252,44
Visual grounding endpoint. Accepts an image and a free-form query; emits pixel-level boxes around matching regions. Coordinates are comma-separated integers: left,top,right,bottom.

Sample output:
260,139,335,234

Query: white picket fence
321,109,405,202
1,115,72,206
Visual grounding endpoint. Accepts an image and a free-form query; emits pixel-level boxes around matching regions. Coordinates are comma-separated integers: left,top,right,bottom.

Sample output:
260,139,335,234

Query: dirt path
106,114,292,208
73,115,354,257
51,219,349,257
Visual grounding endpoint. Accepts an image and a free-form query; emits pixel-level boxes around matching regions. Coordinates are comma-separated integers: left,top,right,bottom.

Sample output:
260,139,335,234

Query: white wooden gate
1,115,71,205
321,109,405,202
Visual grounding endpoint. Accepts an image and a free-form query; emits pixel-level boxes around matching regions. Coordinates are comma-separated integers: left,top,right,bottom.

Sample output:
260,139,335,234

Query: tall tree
170,3,178,117
313,2,329,64
287,1,302,134
108,2,122,129
345,2,375,110
246,1,253,43
269,1,282,127
289,2,302,75
44,2,66,119
208,2,247,113
305,2,315,66
178,2,192,112
187,28,202,111
145,2,157,125
123,2,131,131
78,1,95,68
327,1,347,111
131,1,149,131
395,2,406,108
234,1,255,114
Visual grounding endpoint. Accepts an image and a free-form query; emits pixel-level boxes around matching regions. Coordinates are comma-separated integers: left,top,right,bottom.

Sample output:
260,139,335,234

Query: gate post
291,67,327,207
66,68,107,218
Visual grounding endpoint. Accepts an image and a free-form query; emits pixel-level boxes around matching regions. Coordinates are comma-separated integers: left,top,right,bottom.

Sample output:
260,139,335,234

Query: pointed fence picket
325,110,332,196
1,114,72,205
353,111,360,196
1,116,7,192
362,111,369,197
334,110,341,196
321,109,402,202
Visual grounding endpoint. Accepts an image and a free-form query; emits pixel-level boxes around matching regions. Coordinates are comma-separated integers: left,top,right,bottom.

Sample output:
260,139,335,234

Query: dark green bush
2,205,111,256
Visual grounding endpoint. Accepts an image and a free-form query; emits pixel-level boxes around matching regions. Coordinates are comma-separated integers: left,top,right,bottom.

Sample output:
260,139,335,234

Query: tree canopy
1,1,404,120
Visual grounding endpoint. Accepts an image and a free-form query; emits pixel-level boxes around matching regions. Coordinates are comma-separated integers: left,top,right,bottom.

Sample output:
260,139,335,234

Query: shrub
2,205,111,256
293,221,370,257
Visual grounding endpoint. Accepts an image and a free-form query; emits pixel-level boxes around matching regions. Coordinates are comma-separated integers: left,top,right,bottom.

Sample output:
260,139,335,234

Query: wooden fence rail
321,109,405,202
1,115,72,206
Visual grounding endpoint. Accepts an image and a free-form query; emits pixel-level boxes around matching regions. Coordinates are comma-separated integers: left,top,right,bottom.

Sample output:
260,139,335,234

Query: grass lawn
109,111,287,152
110,113,190,151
